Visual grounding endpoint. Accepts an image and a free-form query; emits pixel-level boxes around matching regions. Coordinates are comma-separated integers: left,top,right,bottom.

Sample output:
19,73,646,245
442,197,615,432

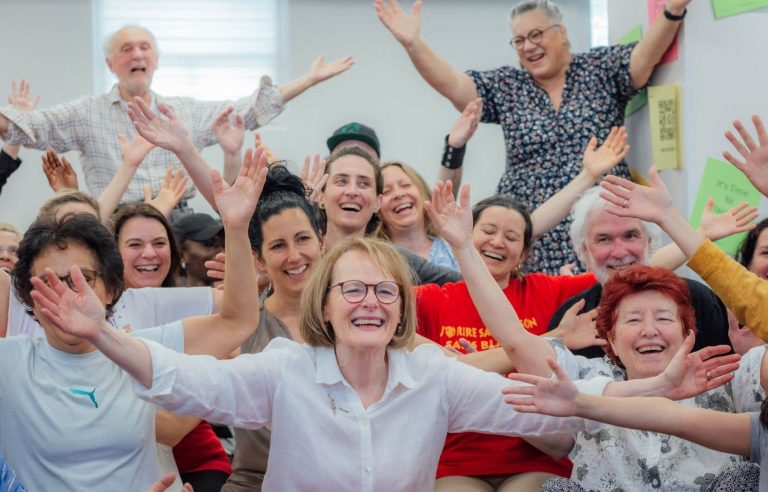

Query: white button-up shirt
136,338,608,492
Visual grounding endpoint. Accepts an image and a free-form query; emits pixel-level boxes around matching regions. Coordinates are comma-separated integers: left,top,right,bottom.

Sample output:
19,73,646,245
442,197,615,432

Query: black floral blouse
468,43,640,274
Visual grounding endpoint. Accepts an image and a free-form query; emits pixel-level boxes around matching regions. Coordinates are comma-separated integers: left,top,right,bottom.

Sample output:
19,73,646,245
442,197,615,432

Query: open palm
374,0,422,48
214,147,269,230
583,127,629,179
723,115,768,196
30,267,107,341
503,358,580,417
659,334,741,400
127,98,191,154
599,166,673,225
425,181,472,249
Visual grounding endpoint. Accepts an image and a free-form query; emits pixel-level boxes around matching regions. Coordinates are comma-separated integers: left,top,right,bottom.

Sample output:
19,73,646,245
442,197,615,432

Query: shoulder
576,43,636,64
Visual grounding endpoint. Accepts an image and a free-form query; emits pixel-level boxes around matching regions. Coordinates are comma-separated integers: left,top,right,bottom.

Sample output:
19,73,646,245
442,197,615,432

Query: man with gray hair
547,186,731,359
0,25,352,202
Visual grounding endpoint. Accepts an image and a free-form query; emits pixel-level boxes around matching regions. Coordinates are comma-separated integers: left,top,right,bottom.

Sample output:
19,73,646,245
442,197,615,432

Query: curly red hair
596,264,696,366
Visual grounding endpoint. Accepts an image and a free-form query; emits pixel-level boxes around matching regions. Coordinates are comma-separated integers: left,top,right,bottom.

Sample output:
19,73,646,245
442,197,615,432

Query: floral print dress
551,339,766,491
467,43,639,274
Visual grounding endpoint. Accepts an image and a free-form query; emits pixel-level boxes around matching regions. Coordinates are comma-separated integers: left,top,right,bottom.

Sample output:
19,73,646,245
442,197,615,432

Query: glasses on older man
510,25,561,49
38,268,100,292
331,280,401,304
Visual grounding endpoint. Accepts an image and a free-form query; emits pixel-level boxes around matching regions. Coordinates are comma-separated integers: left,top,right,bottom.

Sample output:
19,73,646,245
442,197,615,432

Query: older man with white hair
0,25,352,203
547,186,731,359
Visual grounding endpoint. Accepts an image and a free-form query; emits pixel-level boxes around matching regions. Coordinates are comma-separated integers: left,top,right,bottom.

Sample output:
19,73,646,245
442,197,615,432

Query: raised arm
723,115,768,196
143,168,189,218
375,0,478,110
41,149,79,193
212,106,245,184
504,358,750,457
128,97,219,208
97,133,155,220
531,127,628,239
437,98,482,188
629,0,692,88
425,181,557,377
3,80,40,159
278,55,354,103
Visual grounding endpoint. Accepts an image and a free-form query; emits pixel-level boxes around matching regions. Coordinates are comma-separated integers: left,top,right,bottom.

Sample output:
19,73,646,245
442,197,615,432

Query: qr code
658,100,675,141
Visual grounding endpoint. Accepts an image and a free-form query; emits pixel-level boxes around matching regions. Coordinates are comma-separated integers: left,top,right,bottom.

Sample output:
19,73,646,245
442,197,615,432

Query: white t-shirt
7,285,213,337
0,323,183,492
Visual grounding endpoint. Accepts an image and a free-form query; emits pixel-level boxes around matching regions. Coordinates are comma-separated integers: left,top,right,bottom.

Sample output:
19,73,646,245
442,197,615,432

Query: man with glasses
376,0,690,275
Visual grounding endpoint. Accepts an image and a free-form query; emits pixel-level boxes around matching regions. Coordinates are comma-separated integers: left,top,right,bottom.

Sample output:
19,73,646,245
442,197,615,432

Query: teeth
285,265,308,276
637,345,664,353
352,318,383,327
135,265,159,272
482,251,505,261
394,203,413,213
340,204,361,212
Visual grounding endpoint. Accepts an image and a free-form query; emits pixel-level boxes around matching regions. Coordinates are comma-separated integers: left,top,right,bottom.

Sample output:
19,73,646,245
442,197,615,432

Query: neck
388,225,432,259
335,345,389,408
118,84,151,104
264,291,304,342
324,224,365,251
533,54,572,91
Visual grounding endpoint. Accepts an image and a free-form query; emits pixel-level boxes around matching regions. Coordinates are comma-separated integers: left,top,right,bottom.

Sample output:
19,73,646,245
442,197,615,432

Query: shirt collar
314,345,416,390
107,84,159,109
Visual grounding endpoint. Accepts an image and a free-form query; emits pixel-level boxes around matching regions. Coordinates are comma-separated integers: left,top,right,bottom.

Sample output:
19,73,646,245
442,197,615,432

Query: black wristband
663,7,686,21
441,135,466,170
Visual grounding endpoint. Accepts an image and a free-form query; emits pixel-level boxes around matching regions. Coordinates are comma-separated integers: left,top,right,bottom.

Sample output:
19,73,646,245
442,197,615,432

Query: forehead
0,231,19,245
616,290,678,315
111,27,155,51
54,202,99,221
476,205,525,229
119,216,168,239
382,165,411,184
511,9,551,35
262,207,313,238
328,155,376,180
32,243,98,276
332,141,378,160
756,228,768,247
587,209,644,237
332,249,391,282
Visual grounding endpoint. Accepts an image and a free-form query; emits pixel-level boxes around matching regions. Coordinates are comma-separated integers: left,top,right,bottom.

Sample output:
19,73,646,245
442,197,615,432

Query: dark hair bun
260,164,306,203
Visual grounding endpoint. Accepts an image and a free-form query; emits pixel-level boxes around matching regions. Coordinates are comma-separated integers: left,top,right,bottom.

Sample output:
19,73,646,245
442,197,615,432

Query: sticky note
689,157,761,255
648,85,681,169
712,0,768,18
648,0,679,64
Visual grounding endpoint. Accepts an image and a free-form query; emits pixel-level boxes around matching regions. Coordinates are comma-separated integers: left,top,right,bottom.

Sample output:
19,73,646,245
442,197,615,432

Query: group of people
0,0,767,491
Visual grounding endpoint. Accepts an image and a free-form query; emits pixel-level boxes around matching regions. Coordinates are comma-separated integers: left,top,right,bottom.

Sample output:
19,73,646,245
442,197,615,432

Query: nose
639,318,660,337
609,238,629,259
286,243,302,262
489,232,505,249
359,285,380,308
141,244,158,258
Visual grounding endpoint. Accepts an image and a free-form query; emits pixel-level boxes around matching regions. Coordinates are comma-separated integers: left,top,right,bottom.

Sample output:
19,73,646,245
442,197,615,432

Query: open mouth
352,317,384,328
636,345,665,354
135,264,160,273
285,264,308,277
340,203,362,212
393,203,414,214
527,53,545,63
482,251,506,262
130,67,147,73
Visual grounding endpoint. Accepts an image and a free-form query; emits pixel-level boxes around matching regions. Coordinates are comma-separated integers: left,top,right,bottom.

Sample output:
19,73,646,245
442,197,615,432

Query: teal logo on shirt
69,387,99,408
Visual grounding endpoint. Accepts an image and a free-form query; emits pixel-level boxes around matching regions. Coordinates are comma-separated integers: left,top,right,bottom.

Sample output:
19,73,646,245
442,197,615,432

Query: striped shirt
0,77,284,201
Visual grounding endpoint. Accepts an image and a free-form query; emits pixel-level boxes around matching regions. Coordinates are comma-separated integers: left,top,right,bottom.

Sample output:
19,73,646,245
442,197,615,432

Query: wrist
441,134,466,170
663,5,687,19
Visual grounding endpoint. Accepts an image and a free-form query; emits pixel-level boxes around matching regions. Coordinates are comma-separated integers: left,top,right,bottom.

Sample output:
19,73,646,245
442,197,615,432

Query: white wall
0,0,592,230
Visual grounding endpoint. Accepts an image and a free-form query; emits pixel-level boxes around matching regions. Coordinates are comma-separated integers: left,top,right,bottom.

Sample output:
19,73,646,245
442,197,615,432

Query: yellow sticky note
648,85,681,169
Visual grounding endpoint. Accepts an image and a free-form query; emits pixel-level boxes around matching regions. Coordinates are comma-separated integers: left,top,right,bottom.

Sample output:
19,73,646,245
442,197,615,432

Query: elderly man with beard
547,187,731,359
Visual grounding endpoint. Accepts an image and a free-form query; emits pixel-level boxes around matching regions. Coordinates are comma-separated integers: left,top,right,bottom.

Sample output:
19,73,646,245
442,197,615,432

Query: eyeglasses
330,280,401,304
510,25,561,49
37,268,100,292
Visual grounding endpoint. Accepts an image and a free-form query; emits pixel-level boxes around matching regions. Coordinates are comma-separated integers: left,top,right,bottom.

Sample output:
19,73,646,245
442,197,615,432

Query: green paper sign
690,157,761,255
618,25,643,45
712,0,768,18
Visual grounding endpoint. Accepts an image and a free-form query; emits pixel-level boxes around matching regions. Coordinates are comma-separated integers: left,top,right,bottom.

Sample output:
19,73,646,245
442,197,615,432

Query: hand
699,198,758,241
127,98,192,154
727,309,765,356
723,115,768,196
41,149,79,191
665,0,693,15
146,473,194,492
254,132,280,165
300,153,329,203
213,107,245,155
582,127,629,179
375,0,422,49
144,168,189,217
502,358,580,417
205,252,226,290
118,133,155,169
29,266,108,342
306,55,354,85
214,147,269,230
599,165,673,226
657,333,741,400
8,79,40,111
424,180,473,249
558,300,607,351
448,98,482,148
558,263,576,276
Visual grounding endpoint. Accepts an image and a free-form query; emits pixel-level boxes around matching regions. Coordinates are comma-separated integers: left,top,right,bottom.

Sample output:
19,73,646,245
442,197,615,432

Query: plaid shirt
0,76,284,202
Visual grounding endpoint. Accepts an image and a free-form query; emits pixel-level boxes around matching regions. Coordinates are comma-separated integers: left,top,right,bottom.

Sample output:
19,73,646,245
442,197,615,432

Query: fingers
133,96,155,120
300,155,310,181
235,113,245,130
704,197,714,215
722,150,746,171
210,169,225,196
458,183,470,210
144,185,153,202
753,115,767,147
734,119,757,152
68,265,93,294
585,136,597,153
215,106,234,123
563,298,586,319
547,357,570,381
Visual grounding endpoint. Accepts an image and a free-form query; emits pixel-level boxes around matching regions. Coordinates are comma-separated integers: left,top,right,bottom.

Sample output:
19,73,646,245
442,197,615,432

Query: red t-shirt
173,421,233,475
415,272,597,478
